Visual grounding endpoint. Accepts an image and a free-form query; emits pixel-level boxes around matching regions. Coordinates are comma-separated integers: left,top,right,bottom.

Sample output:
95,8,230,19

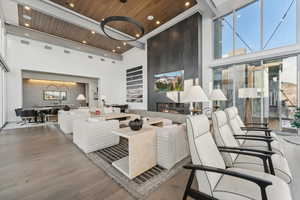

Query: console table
111,127,156,179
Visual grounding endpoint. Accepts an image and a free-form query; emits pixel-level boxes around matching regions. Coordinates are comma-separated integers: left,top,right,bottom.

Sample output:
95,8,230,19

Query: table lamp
182,85,209,115
209,89,227,111
76,94,86,107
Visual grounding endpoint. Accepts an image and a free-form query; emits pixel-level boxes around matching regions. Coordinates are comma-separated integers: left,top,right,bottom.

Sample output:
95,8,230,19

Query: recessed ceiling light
82,40,87,44
24,6,31,10
22,14,32,20
135,33,140,38
69,3,75,8
123,42,127,46
102,18,105,21
147,15,154,21
91,30,96,34
24,23,30,27
112,49,116,53
156,21,160,25
117,46,121,49
185,2,190,7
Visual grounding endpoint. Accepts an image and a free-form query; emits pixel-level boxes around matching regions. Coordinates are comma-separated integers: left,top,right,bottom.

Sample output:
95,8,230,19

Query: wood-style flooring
0,126,194,200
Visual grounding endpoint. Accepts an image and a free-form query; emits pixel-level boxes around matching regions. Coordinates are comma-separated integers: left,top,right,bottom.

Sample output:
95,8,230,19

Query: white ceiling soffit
211,0,227,7
0,0,19,25
6,24,123,61
214,0,257,18
10,0,145,49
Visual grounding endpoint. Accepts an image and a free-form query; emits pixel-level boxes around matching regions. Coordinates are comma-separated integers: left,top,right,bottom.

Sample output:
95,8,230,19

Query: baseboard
0,122,8,133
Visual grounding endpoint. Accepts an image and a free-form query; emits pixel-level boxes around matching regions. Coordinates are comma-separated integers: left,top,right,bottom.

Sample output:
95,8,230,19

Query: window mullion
260,0,264,50
233,10,236,56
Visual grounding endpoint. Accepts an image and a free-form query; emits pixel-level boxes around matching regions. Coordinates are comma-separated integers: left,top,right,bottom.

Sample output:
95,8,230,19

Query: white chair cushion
233,153,292,184
187,115,226,196
241,139,284,156
214,168,292,200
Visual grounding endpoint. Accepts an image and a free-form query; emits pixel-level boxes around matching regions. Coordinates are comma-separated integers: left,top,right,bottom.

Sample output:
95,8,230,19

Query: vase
129,119,143,131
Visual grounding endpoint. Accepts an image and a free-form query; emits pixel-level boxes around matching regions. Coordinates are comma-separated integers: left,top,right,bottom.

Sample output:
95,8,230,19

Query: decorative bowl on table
129,119,143,131
63,105,71,111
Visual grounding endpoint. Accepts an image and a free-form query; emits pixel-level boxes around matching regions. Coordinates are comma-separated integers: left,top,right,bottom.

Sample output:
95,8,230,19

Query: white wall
0,18,7,126
6,34,124,121
121,47,148,110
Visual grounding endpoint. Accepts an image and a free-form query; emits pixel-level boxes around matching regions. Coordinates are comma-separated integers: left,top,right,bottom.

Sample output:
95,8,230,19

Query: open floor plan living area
1,0,300,199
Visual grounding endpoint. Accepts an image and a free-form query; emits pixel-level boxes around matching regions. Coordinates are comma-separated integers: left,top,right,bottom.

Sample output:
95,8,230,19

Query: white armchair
58,110,90,134
73,119,120,153
155,124,189,169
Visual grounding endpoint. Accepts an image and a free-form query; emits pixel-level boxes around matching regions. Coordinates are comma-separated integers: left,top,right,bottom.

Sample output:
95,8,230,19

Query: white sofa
155,124,189,169
58,109,90,134
73,118,120,153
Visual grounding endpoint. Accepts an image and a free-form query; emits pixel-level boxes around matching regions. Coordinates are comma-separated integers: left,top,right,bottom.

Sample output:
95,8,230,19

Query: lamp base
189,103,193,115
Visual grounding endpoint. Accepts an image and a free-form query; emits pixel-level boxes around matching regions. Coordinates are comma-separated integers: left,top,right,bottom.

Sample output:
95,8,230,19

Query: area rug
62,131,191,200
3,121,58,130
86,142,190,200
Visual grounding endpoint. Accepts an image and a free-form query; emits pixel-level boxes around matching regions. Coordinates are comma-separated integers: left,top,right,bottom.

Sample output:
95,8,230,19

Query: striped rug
85,138,191,199
93,139,166,185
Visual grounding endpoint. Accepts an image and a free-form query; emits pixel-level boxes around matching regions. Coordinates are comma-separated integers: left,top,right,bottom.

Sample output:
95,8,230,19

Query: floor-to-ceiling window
214,0,296,59
212,56,298,132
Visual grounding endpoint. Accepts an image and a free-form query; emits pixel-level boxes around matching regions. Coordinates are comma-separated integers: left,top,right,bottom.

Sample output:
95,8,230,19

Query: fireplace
156,103,187,114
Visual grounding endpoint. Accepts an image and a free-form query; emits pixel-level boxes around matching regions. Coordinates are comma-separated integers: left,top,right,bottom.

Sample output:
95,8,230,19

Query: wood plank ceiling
18,5,133,54
18,0,197,54
49,0,197,37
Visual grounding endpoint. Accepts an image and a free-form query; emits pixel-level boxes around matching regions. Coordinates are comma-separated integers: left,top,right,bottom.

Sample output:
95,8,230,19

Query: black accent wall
147,13,202,112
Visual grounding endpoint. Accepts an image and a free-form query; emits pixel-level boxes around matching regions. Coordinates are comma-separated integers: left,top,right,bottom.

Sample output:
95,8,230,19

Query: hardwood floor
0,126,194,200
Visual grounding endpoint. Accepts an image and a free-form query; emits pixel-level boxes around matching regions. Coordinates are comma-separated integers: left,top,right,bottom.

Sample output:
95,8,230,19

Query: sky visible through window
220,0,296,57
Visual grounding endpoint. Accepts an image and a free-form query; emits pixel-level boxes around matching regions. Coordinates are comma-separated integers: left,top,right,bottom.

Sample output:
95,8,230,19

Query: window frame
213,0,297,59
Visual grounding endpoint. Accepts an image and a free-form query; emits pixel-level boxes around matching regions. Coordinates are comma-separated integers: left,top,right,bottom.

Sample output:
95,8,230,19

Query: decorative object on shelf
182,85,209,115
238,88,258,124
209,89,227,111
127,66,143,103
129,118,143,131
76,94,86,107
101,95,107,107
95,109,101,115
100,16,144,41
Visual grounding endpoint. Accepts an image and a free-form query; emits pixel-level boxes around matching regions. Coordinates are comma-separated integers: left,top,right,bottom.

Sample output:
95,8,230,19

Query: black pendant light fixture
100,0,145,41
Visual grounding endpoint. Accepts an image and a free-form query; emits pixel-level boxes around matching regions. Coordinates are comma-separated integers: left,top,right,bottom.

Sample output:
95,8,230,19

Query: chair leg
183,170,195,200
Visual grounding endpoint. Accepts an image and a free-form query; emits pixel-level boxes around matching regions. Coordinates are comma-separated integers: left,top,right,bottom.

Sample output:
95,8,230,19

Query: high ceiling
16,0,197,55
18,5,133,54
49,0,197,37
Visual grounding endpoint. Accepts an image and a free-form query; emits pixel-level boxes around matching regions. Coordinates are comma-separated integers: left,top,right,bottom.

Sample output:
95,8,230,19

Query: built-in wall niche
22,78,86,108
126,66,143,103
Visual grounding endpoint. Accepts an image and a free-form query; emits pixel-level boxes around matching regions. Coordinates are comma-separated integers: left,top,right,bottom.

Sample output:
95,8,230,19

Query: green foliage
291,107,300,128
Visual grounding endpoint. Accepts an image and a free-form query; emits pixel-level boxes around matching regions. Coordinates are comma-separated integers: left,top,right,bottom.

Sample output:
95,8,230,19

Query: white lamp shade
238,88,258,98
182,85,209,103
209,89,227,101
76,94,86,101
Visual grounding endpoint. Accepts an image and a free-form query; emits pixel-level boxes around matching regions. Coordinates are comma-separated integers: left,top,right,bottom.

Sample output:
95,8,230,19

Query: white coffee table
111,127,156,179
